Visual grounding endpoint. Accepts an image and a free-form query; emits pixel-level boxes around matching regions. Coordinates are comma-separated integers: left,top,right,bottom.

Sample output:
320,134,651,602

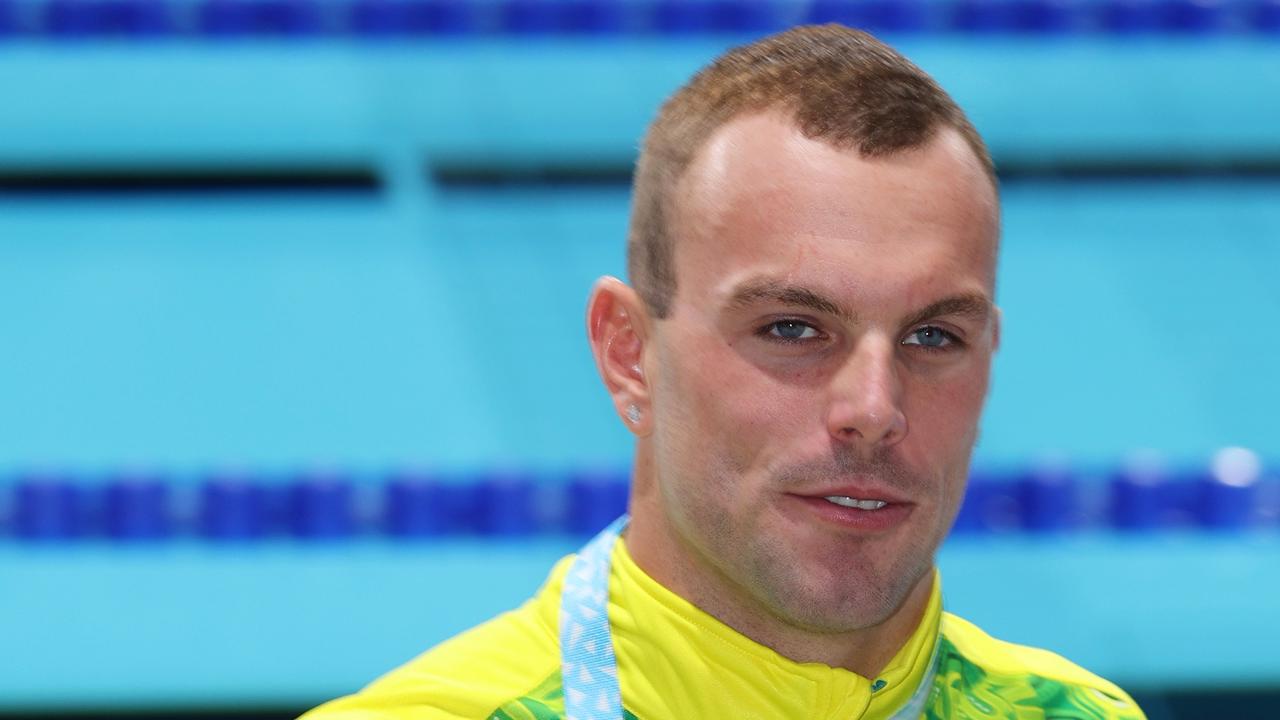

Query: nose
826,335,907,449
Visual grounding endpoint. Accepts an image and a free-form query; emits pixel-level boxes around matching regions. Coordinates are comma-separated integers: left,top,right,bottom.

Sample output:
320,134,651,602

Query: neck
624,450,935,678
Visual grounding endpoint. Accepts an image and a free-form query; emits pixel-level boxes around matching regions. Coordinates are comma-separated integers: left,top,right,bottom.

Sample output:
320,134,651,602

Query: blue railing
3,452,1278,710
4,450,1277,543
0,0,1278,39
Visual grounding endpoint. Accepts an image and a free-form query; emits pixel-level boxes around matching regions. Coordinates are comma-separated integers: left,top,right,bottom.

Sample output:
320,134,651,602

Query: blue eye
903,326,956,350
764,320,819,342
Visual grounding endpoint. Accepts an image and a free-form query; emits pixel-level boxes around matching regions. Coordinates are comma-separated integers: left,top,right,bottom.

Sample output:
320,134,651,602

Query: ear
586,276,653,437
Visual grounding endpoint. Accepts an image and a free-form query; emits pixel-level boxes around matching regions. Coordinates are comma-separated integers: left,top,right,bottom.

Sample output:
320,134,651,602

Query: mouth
821,495,889,511
783,492,914,533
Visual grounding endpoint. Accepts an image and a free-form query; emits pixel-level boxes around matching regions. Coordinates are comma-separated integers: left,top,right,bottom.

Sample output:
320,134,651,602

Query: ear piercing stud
626,405,641,424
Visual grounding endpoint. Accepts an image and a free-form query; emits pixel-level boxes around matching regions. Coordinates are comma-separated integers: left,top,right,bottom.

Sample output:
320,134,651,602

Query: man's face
644,112,999,633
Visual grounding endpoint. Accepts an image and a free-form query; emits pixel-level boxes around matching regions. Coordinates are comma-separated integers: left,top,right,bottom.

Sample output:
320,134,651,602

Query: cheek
902,366,991,492
910,353,991,421
657,338,809,477
908,375,988,439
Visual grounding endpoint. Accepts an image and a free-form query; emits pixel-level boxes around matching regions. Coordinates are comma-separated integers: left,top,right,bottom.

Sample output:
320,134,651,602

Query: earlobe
586,277,653,436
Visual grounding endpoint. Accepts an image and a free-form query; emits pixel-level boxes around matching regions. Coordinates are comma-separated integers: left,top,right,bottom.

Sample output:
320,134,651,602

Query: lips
783,487,914,533
791,485,911,506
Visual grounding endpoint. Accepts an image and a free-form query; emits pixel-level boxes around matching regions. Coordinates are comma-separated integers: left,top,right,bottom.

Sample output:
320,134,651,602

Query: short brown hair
626,24,995,319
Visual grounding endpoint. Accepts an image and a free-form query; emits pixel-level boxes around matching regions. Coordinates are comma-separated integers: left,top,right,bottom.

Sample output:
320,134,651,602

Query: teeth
823,496,887,510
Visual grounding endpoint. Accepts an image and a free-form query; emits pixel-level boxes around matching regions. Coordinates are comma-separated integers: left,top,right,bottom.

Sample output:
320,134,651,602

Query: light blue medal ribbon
558,513,940,720
559,514,629,720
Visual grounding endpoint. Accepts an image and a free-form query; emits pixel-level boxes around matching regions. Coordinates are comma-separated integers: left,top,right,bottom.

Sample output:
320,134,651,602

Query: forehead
667,112,999,311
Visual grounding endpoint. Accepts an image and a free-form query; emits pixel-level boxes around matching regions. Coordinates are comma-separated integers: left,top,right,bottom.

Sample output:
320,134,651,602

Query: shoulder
936,612,1147,719
300,556,574,720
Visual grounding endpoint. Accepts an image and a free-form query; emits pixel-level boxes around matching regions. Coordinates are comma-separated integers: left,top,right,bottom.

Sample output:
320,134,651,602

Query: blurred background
0,2,1278,718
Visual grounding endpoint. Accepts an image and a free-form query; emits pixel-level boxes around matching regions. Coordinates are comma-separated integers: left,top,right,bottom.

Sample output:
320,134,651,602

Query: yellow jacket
302,539,1144,720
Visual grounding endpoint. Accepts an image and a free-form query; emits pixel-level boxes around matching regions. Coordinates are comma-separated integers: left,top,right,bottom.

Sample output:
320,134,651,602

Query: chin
745,555,885,630
779,550,933,632
842,578,908,623
767,588,901,635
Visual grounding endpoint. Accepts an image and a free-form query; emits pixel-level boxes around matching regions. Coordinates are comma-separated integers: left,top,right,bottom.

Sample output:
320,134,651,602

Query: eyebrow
725,279,855,322
725,278,992,329
902,293,993,329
